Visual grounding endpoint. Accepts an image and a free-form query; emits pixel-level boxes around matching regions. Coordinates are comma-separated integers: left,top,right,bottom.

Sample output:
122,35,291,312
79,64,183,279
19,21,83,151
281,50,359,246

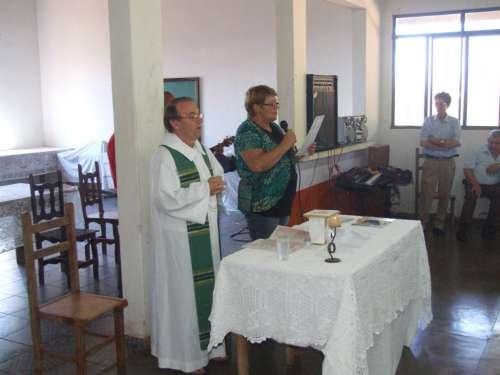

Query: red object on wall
108,134,117,189
289,179,388,226
289,180,335,226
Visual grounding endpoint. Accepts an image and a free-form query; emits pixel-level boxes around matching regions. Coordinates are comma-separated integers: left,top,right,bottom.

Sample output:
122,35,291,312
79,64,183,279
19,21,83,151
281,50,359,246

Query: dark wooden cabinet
332,185,391,218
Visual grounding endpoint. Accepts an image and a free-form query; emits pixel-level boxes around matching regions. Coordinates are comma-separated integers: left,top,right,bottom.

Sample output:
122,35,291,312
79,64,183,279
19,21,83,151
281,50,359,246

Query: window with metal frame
392,8,500,128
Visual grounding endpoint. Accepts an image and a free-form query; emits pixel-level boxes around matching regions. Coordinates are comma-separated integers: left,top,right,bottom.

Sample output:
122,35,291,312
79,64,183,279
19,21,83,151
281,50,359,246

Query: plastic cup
277,236,290,261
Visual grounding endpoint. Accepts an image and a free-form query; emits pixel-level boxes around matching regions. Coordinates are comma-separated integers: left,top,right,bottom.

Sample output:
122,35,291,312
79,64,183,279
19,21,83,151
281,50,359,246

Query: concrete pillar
108,0,164,338
276,0,307,145
352,8,367,115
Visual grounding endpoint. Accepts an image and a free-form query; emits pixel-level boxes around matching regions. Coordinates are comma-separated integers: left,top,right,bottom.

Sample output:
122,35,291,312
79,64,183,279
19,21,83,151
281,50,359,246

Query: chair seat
39,227,98,242
88,210,119,221
39,292,127,323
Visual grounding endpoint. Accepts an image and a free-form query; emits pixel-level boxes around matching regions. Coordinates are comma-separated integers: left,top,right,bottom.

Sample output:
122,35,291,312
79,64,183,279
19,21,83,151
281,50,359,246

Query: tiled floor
0,207,499,374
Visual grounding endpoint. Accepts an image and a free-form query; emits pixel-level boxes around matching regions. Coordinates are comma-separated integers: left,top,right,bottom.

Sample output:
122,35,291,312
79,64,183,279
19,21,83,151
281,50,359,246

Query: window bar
391,36,396,127
424,36,430,120
457,37,465,126
462,36,469,126
428,36,434,117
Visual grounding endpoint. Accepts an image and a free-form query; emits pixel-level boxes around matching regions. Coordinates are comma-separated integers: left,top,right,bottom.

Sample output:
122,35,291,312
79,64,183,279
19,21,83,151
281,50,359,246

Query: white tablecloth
57,141,114,190
208,217,432,375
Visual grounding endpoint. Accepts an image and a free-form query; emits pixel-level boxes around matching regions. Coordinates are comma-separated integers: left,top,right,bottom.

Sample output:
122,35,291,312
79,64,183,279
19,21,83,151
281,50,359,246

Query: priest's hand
208,176,225,195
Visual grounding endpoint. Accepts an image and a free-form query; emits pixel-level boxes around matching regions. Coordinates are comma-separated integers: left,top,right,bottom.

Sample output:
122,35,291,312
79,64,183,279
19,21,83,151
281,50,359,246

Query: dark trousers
459,180,500,227
244,213,289,240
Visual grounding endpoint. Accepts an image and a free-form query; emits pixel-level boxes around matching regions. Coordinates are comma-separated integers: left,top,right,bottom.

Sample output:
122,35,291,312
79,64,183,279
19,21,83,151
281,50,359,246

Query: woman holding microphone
235,85,315,240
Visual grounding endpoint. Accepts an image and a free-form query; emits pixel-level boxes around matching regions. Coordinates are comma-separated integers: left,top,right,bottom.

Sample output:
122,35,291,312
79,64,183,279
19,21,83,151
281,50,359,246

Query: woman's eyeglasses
261,102,280,109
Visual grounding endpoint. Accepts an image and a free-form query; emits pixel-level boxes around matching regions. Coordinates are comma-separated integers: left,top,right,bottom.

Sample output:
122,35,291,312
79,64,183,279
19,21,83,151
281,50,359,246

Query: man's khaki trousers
419,158,456,229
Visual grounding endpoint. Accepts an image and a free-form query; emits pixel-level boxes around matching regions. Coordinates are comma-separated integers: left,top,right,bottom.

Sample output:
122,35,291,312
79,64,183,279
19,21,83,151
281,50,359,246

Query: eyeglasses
177,112,204,120
261,102,280,109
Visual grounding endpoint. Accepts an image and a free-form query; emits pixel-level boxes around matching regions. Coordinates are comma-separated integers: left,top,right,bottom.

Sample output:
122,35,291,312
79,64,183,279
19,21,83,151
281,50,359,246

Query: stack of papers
269,225,310,243
352,217,394,228
242,239,305,253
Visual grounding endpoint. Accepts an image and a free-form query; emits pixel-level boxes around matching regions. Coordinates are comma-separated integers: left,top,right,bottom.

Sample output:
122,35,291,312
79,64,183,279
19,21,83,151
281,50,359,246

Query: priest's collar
162,133,206,161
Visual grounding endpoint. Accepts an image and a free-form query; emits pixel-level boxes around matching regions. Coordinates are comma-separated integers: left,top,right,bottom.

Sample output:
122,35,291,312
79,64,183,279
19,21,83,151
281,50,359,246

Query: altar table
208,217,432,375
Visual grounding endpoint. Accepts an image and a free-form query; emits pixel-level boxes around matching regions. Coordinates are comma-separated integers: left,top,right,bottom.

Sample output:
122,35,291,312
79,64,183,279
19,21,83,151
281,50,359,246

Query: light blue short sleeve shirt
420,115,461,157
464,144,500,185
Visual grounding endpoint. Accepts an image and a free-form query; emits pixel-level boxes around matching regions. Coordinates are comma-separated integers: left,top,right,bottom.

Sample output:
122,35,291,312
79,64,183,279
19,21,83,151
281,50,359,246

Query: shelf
299,141,374,163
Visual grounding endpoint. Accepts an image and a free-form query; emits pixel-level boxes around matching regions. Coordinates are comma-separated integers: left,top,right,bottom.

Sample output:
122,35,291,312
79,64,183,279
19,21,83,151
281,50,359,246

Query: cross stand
325,227,341,263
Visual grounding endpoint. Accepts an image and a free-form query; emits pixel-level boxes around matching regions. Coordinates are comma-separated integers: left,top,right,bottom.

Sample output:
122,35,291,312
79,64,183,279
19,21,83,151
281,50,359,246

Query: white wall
307,0,354,116
0,0,44,150
37,0,114,149
378,0,500,216
161,0,277,148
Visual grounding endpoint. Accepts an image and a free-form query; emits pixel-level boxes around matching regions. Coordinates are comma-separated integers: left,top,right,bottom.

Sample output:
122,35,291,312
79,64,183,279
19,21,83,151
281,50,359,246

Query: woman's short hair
163,97,194,132
434,92,451,106
245,85,278,117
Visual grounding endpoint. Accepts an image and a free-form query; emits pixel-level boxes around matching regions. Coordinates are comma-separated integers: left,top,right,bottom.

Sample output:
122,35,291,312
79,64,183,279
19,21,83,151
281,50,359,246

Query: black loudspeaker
306,74,338,151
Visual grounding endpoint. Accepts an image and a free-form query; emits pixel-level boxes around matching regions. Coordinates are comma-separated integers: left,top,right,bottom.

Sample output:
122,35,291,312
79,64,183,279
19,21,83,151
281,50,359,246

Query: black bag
378,166,412,186
336,168,374,191
336,166,412,191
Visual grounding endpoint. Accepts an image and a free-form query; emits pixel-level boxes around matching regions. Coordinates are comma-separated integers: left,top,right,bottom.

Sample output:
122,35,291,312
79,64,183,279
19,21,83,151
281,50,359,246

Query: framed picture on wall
163,77,201,109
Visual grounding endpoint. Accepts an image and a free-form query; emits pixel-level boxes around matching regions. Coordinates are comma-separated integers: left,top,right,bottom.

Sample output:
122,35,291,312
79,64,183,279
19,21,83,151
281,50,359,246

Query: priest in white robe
150,97,226,374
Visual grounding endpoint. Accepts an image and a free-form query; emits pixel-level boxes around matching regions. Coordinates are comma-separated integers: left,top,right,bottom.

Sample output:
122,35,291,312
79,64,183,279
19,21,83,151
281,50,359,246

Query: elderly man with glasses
149,97,226,374
457,129,500,241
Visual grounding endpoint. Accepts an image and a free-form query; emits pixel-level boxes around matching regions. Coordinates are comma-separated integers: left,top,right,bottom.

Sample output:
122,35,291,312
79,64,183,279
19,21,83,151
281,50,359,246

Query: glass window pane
465,10,500,31
394,37,426,126
431,37,462,121
467,35,500,126
395,14,461,35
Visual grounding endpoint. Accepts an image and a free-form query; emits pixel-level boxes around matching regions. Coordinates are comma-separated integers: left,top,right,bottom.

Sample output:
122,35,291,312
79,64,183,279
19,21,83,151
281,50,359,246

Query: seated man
457,129,500,241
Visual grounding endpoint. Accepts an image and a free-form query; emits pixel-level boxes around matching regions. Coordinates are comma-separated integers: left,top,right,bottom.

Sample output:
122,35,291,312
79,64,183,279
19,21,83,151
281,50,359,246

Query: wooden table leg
235,334,249,375
15,246,25,265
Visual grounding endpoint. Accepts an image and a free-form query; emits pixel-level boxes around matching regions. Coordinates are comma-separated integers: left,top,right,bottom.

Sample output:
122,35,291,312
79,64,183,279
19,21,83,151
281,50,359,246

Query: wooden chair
22,203,128,375
414,148,455,224
78,162,122,296
29,171,100,285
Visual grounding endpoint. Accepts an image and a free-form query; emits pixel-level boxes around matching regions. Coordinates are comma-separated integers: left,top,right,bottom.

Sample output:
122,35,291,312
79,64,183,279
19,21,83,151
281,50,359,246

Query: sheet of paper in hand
296,115,325,156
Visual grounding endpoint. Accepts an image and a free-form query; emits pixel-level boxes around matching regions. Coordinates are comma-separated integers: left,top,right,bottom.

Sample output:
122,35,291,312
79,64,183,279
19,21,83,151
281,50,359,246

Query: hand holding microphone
279,120,297,151
280,120,316,156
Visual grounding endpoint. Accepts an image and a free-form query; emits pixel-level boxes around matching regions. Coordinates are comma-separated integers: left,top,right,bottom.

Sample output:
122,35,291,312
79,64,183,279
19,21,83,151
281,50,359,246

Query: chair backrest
414,148,425,215
78,161,104,223
29,170,65,224
22,203,80,311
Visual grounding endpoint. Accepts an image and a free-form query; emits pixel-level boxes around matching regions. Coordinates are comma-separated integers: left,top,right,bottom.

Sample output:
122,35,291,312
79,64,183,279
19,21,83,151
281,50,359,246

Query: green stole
161,144,215,351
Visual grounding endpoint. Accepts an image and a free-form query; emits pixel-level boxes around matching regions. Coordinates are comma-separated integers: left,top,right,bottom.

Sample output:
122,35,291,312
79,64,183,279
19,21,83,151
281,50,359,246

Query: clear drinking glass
277,236,290,261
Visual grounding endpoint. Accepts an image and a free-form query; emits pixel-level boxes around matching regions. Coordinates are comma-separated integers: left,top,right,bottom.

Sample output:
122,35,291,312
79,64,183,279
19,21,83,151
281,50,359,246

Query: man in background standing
419,92,461,235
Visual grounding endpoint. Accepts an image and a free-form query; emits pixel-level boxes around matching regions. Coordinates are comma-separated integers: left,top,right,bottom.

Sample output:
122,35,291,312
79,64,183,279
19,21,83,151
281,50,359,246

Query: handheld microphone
279,120,289,132
279,120,297,154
